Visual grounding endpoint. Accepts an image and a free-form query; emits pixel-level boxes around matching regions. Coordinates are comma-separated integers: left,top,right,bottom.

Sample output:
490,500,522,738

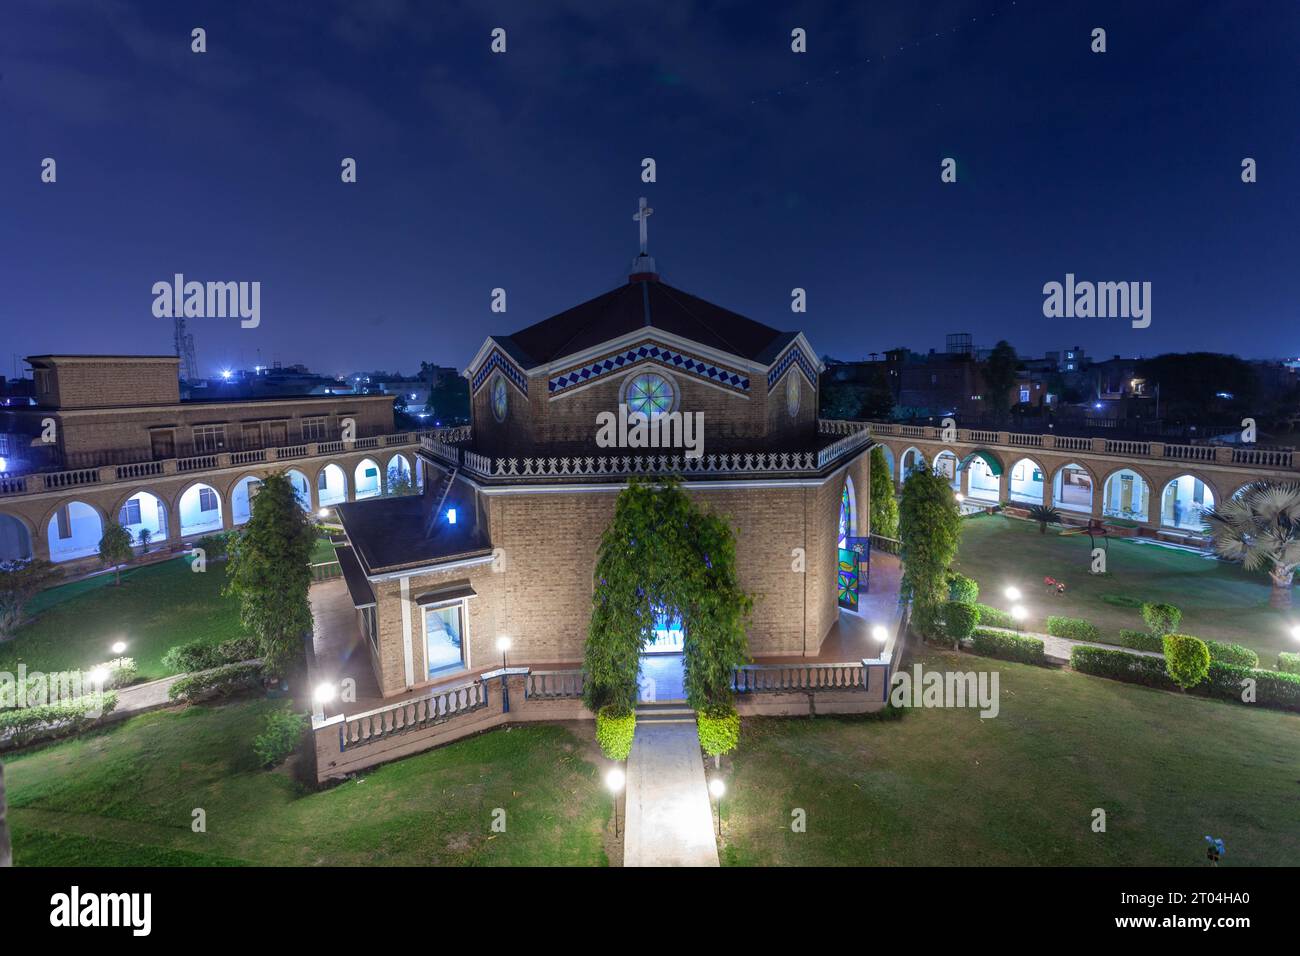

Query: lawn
720,647,1300,866
0,556,247,680
5,699,611,866
953,513,1298,664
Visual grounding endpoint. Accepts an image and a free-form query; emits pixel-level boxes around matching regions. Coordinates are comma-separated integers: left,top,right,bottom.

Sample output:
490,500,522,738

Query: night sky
2,0,1297,379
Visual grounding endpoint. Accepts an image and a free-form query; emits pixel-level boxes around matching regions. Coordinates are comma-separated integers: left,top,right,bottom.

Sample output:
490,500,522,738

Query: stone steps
635,701,696,724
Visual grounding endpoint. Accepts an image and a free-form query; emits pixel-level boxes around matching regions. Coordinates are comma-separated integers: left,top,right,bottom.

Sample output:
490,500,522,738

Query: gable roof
492,280,792,368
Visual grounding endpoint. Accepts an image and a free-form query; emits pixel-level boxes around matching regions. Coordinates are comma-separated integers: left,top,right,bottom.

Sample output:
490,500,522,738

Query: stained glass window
837,548,859,611
838,484,850,549
625,373,674,417
491,375,508,422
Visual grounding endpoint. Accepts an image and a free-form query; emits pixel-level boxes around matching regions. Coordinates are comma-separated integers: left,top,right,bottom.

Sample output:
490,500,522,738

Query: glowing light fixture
1004,586,1021,601
871,625,889,643
313,683,337,705
447,508,457,525
111,641,127,655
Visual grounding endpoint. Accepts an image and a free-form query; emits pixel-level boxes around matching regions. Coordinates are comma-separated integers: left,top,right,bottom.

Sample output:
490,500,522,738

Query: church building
331,203,875,703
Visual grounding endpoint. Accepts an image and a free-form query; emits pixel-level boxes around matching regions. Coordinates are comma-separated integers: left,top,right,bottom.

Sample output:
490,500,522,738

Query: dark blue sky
2,0,1297,379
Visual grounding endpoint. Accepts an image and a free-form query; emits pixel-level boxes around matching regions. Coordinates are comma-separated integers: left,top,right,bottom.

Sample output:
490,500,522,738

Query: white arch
46,500,104,562
117,490,168,543
284,468,312,511
354,458,382,500
387,453,412,489
1007,457,1045,505
932,450,960,490
1052,463,1094,514
318,463,348,507
179,483,224,537
0,512,35,563
839,475,857,547
1102,467,1151,522
231,475,263,526
900,446,928,481
1160,474,1215,531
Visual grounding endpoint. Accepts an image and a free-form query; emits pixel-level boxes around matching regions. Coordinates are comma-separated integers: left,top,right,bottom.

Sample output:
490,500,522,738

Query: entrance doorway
639,607,685,702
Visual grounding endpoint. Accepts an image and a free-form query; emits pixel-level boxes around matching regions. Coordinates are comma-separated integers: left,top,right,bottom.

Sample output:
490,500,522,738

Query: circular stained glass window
786,371,801,417
625,372,674,417
491,375,508,422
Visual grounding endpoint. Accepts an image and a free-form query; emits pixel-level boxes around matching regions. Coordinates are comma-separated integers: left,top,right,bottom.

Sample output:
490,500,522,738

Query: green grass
6,699,611,866
720,647,1300,866
0,557,248,680
309,535,338,565
953,514,1297,663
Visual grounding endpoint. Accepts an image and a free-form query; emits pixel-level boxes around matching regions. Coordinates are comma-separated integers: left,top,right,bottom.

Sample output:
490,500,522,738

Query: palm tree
1203,481,1300,609
1027,504,1062,534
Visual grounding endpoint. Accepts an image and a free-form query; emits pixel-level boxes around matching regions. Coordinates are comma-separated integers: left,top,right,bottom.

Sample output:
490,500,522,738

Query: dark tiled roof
334,545,377,608
336,486,492,575
496,280,790,366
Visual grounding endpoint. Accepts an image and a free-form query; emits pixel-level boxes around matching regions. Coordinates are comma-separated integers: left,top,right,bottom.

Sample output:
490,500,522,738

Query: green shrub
696,705,741,757
971,627,1047,665
1111,629,1164,653
1046,616,1099,642
1204,663,1300,711
941,601,980,643
1070,646,1175,689
1163,634,1211,689
946,572,979,605
1203,639,1259,668
1279,652,1300,675
195,530,237,560
973,603,1014,629
1141,602,1182,638
167,662,263,703
0,692,118,746
161,641,222,674
252,705,307,768
217,636,260,663
595,705,636,761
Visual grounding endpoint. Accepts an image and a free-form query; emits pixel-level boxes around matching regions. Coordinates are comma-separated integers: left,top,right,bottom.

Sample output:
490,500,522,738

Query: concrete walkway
110,674,187,718
978,625,1163,665
623,721,719,867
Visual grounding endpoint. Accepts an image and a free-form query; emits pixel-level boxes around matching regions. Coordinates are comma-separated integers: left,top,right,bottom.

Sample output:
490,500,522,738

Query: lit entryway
118,490,168,543
317,463,348,507
354,458,382,499
179,483,223,537
46,500,103,562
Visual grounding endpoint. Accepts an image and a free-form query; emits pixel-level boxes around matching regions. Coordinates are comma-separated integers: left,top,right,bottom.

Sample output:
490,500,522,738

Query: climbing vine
583,478,752,714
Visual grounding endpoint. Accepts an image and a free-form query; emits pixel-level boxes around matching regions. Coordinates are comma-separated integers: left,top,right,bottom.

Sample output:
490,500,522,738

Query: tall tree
1204,481,1300,609
0,558,59,637
898,466,962,638
981,340,1019,420
224,472,317,676
869,445,899,538
97,521,134,586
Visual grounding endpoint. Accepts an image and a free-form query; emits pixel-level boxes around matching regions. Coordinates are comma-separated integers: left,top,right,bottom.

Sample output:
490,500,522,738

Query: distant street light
1005,586,1021,602
111,640,127,655
317,508,330,519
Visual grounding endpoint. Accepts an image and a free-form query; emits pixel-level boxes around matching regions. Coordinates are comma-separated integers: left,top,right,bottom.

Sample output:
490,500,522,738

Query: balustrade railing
338,679,488,751
525,670,586,700
869,533,902,556
731,662,867,693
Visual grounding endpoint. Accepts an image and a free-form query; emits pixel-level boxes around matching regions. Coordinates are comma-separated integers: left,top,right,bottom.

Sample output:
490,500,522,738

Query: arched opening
46,500,103,562
387,453,412,490
1161,475,1215,531
317,463,348,507
1008,457,1045,505
354,458,382,500
414,456,425,491
231,476,263,526
900,446,927,481
1053,463,1094,514
932,451,960,491
963,452,1001,502
837,478,863,614
0,512,34,563
1103,468,1150,522
178,483,224,537
838,477,857,547
118,491,168,545
284,469,311,511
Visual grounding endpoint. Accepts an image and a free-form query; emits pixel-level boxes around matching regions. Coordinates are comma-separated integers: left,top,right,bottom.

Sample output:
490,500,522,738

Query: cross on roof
632,196,653,255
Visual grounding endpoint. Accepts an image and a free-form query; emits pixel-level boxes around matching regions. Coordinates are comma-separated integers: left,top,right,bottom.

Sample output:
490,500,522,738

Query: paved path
111,674,187,717
978,626,1163,665
623,721,719,867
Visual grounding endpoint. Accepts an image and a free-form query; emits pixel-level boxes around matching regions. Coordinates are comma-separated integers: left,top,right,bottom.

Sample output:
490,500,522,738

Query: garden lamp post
709,777,726,837
111,640,127,656
312,682,336,722
497,636,512,713
1004,586,1021,602
1011,605,1027,634
606,767,625,837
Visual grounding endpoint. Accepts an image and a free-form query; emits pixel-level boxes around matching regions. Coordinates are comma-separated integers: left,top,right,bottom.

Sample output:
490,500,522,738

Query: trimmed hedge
167,661,263,703
161,637,261,675
1111,629,1164,653
1070,645,1300,712
1279,652,1300,675
696,705,741,757
1141,602,1182,637
0,691,119,746
595,705,636,761
1163,634,1211,689
946,572,979,605
970,627,1047,665
974,604,1014,629
1070,645,1174,689
1203,639,1259,669
1046,616,1099,642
